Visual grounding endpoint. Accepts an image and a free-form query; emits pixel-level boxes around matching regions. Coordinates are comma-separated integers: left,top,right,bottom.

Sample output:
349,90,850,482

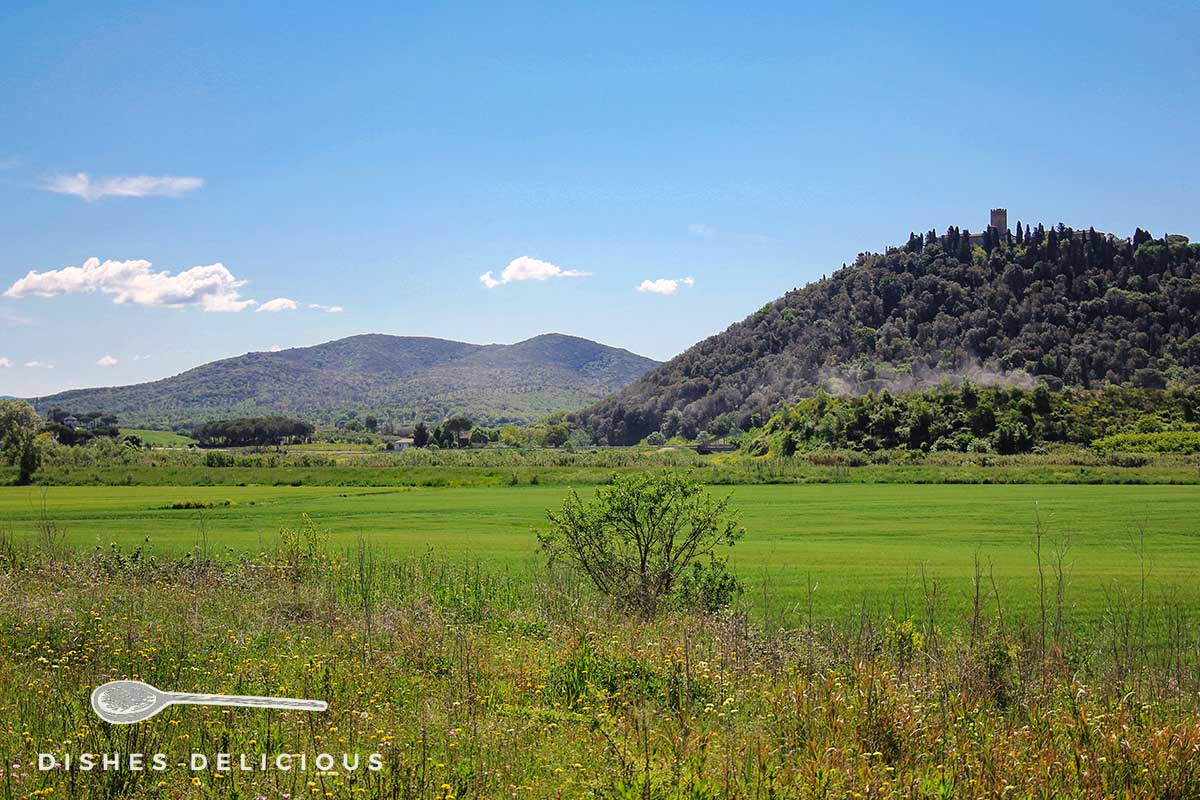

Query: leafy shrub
673,559,743,613
1092,431,1200,454
540,471,744,617
165,499,235,510
204,450,234,468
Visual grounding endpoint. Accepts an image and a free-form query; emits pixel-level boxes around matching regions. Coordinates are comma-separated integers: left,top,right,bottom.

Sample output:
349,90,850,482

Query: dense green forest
578,225,1200,444
31,333,658,428
748,383,1200,456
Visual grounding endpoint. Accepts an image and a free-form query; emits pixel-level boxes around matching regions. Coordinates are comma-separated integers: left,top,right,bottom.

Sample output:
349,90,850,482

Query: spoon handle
167,692,327,712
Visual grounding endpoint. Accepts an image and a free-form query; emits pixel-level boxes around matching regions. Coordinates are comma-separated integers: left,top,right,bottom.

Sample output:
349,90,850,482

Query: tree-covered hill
31,333,658,428
750,383,1200,457
578,225,1200,445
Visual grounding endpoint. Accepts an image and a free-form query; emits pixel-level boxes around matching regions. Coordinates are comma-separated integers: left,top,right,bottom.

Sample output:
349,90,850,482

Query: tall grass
11,442,1200,488
2,518,1200,798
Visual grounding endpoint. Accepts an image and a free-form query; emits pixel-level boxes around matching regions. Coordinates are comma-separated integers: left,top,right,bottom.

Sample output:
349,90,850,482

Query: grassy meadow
4,448,1200,798
118,429,199,448
3,535,1200,799
1,481,1198,624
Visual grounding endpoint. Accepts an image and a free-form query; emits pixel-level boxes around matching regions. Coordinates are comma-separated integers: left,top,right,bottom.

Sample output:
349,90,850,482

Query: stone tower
989,208,1008,234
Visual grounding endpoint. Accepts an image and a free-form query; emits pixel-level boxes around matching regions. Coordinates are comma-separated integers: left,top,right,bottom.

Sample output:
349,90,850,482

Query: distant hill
32,333,659,428
578,225,1200,444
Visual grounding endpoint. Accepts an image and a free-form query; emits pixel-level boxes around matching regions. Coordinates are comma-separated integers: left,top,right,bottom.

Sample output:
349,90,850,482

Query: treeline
408,417,495,449
406,415,581,449
579,225,1200,444
751,382,1200,456
193,417,315,447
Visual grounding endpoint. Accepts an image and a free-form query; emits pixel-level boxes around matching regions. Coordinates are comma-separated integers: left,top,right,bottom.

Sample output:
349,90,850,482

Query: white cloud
637,276,695,296
0,357,12,368
96,354,119,367
24,360,54,369
256,297,298,313
41,173,204,201
308,303,344,313
4,257,256,312
133,354,152,361
267,345,283,352
479,256,591,289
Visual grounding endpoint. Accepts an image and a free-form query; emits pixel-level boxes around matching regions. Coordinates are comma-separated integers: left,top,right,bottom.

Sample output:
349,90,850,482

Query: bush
674,559,743,612
204,450,234,467
539,471,744,617
1092,430,1200,454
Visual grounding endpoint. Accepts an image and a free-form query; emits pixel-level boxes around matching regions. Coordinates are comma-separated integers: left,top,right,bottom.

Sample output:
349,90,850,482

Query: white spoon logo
90,680,327,724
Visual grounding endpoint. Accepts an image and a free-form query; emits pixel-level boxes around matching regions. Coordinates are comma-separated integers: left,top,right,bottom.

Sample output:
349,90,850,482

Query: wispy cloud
133,354,152,361
24,360,54,369
308,303,344,313
687,222,773,245
267,345,283,352
41,173,204,201
480,256,591,289
0,308,32,328
256,297,298,313
0,357,12,368
4,257,256,312
637,276,695,296
96,354,118,367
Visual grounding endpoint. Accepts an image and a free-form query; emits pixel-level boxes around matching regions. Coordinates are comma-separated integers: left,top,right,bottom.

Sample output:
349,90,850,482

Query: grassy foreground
2,538,1199,800
1,483,1198,623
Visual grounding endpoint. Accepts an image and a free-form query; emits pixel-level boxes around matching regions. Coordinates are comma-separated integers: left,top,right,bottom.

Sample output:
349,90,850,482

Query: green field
119,427,198,446
3,482,1196,623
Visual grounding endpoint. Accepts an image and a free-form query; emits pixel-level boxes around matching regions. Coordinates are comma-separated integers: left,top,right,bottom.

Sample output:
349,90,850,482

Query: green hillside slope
33,333,658,427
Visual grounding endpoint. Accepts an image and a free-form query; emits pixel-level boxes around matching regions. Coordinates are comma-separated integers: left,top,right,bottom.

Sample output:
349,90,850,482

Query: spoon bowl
91,680,168,724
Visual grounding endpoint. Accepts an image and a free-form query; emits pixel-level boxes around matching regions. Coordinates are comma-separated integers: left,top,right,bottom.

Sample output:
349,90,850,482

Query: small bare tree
539,470,743,617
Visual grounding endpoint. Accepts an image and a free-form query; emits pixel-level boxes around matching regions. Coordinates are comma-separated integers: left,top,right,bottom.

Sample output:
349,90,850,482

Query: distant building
967,208,1009,246
966,207,1118,247
391,438,414,451
61,415,79,428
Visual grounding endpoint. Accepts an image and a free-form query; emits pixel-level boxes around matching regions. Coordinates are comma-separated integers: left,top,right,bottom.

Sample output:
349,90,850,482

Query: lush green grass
16,460,1200,488
8,546,1200,799
3,482,1197,623
119,427,198,446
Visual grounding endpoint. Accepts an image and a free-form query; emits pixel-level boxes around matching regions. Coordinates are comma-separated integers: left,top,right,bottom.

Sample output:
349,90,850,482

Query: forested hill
578,225,1200,445
31,333,659,428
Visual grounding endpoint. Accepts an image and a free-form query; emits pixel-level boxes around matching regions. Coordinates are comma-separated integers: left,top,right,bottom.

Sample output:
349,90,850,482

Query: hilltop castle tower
989,208,1008,234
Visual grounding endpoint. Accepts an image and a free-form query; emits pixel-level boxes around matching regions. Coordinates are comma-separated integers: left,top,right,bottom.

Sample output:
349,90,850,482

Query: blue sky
1,0,1197,397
